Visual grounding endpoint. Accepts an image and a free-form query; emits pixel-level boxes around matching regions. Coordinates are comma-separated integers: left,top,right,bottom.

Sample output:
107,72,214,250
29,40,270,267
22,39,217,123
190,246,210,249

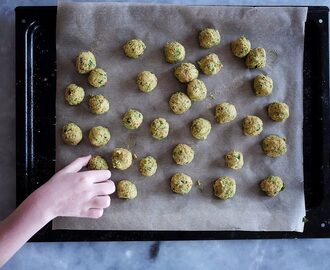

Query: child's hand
0,155,115,267
36,155,115,220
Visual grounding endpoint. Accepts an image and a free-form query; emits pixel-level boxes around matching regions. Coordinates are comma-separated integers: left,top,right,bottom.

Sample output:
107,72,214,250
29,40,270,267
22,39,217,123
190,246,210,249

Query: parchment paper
53,2,307,232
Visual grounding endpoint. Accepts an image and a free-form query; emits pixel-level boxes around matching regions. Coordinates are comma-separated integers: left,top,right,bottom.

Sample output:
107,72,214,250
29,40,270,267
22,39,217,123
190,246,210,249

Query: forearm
0,188,53,266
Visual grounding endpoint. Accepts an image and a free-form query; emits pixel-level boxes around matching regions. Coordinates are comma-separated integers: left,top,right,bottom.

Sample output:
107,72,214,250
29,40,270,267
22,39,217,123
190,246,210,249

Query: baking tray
16,6,330,241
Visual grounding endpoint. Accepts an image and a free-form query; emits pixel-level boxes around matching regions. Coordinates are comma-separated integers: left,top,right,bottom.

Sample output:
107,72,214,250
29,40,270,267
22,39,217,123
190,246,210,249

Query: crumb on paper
209,93,216,100
196,180,204,192
133,153,138,159
302,216,309,223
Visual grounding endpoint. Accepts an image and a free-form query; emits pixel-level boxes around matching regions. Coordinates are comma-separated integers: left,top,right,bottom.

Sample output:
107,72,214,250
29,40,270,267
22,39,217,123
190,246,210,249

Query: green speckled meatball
199,28,221,49
169,92,191,114
170,172,193,194
262,135,287,157
88,68,107,88
62,122,83,146
231,36,251,58
172,144,194,165
117,180,137,199
213,176,236,200
150,117,169,140
225,151,244,170
64,84,85,105
246,47,267,69
242,115,263,136
260,176,285,197
268,102,290,122
88,94,110,115
87,155,109,170
197,53,223,75
174,63,199,83
139,156,157,176
112,148,133,170
123,39,146,59
191,118,212,140
187,79,207,101
88,126,111,147
136,71,157,93
253,74,273,96
123,109,143,129
164,41,185,63
76,51,96,74
215,102,237,124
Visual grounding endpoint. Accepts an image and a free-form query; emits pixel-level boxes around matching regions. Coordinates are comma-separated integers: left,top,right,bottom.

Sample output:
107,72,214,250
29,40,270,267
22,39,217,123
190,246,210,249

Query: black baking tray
16,6,330,241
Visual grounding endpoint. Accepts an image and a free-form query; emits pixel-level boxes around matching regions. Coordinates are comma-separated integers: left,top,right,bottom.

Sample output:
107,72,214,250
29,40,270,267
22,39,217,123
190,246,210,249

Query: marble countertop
0,0,329,269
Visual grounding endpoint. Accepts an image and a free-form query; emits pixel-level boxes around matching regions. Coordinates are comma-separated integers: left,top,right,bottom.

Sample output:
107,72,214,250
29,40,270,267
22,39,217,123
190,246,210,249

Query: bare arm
0,155,115,267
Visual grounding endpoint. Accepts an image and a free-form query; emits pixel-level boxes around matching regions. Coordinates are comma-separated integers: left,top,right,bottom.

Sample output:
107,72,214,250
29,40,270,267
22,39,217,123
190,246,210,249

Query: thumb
60,155,91,174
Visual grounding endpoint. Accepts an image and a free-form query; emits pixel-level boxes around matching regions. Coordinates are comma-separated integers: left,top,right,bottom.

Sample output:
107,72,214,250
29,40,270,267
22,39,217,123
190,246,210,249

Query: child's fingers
89,195,111,209
93,180,116,195
61,155,91,174
81,208,104,219
79,170,111,183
